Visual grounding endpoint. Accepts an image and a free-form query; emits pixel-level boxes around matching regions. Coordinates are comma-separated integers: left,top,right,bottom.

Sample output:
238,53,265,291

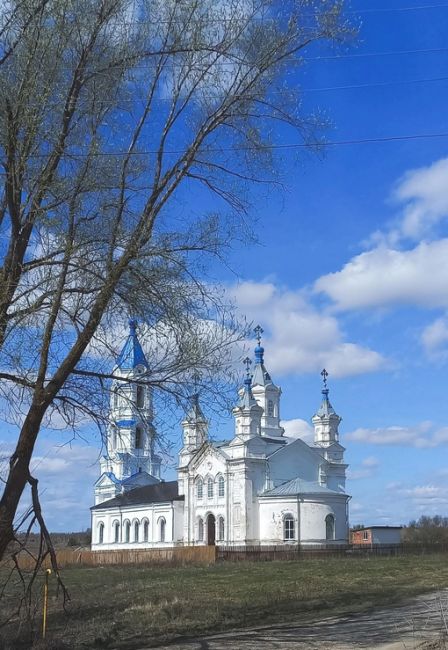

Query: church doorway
206,514,216,546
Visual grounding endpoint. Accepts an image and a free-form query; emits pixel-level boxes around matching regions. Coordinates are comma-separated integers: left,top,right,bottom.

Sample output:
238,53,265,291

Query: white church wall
91,501,181,550
258,498,299,543
299,496,348,544
268,439,321,485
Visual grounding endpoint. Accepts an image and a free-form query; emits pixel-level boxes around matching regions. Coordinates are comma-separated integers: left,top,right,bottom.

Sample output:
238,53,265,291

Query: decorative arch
136,385,144,408
325,514,335,541
158,516,166,542
112,520,120,544
196,477,203,499
217,516,225,542
135,425,143,449
98,521,104,544
132,519,140,543
123,519,131,543
198,517,204,542
217,474,225,498
283,513,295,541
142,518,149,542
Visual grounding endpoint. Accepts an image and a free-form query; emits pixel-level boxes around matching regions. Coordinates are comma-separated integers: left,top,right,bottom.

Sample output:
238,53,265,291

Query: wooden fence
216,543,448,561
13,545,216,571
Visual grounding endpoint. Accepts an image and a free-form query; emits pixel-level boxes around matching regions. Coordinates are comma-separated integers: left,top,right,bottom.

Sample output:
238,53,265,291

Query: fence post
42,568,51,639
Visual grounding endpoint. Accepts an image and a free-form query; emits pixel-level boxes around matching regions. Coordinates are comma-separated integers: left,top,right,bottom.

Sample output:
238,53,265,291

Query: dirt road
150,589,448,650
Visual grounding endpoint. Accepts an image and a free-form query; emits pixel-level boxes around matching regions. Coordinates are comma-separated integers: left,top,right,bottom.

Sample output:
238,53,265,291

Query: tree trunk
0,405,45,560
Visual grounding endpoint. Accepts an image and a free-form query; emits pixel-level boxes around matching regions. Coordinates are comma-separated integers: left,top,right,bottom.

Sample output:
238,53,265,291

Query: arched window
134,520,139,543
124,520,131,543
268,399,274,416
197,478,203,499
284,515,295,541
218,475,225,498
159,517,166,542
135,426,142,449
326,514,335,541
207,477,214,498
98,522,104,544
113,521,120,543
143,520,149,542
218,516,225,541
198,518,204,542
136,385,144,408
113,389,118,409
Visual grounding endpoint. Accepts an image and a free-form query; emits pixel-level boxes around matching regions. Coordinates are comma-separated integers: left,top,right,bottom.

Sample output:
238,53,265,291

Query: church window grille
159,517,166,542
198,518,204,542
136,385,144,408
284,515,295,541
134,521,139,543
135,426,142,449
218,475,225,497
207,478,214,498
197,479,203,499
113,521,120,543
218,517,224,541
124,520,131,543
268,399,274,417
98,523,104,544
143,520,149,542
325,514,335,541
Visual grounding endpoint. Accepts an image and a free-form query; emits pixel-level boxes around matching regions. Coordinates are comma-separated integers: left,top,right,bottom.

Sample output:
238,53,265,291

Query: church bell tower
98,319,161,486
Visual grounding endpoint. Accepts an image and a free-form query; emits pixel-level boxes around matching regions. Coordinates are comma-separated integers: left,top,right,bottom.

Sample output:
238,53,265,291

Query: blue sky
2,0,448,531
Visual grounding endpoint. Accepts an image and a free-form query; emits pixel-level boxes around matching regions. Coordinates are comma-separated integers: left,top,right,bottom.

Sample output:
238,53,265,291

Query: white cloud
347,455,379,480
421,314,448,356
282,418,314,442
346,421,448,448
393,157,448,241
315,240,448,311
233,281,386,377
314,157,448,314
362,455,379,467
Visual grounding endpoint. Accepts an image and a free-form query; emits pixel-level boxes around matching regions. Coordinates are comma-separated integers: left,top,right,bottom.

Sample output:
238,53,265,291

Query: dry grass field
1,554,448,649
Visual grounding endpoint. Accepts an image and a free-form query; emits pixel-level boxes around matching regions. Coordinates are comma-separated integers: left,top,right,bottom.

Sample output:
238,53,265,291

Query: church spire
249,325,284,438
239,357,258,408
179,393,208,467
116,318,149,371
233,358,263,439
312,369,341,446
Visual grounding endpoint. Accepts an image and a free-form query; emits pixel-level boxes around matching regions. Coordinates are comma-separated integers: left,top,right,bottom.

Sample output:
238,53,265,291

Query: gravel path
149,589,448,650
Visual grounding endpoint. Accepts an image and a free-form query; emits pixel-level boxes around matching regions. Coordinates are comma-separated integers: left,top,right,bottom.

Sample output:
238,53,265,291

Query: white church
91,321,350,549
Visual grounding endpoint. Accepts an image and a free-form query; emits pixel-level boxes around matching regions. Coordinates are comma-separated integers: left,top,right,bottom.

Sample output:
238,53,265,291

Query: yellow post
42,568,51,639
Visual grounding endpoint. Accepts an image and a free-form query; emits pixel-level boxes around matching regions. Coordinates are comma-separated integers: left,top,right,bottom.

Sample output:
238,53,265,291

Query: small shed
351,526,402,546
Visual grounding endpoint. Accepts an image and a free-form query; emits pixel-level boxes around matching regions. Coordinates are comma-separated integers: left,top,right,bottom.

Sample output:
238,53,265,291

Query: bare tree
0,0,354,571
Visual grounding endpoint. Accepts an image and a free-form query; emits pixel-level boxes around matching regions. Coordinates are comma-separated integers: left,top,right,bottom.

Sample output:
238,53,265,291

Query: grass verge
1,553,448,648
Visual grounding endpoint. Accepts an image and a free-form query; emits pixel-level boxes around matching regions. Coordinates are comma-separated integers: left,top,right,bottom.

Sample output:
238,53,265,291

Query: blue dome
254,344,264,364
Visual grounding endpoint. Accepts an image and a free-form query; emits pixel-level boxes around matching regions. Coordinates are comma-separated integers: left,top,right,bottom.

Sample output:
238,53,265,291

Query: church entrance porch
207,514,216,546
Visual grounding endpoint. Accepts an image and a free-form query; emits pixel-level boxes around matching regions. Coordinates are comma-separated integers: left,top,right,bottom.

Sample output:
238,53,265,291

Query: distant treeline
16,529,91,549
403,516,448,545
